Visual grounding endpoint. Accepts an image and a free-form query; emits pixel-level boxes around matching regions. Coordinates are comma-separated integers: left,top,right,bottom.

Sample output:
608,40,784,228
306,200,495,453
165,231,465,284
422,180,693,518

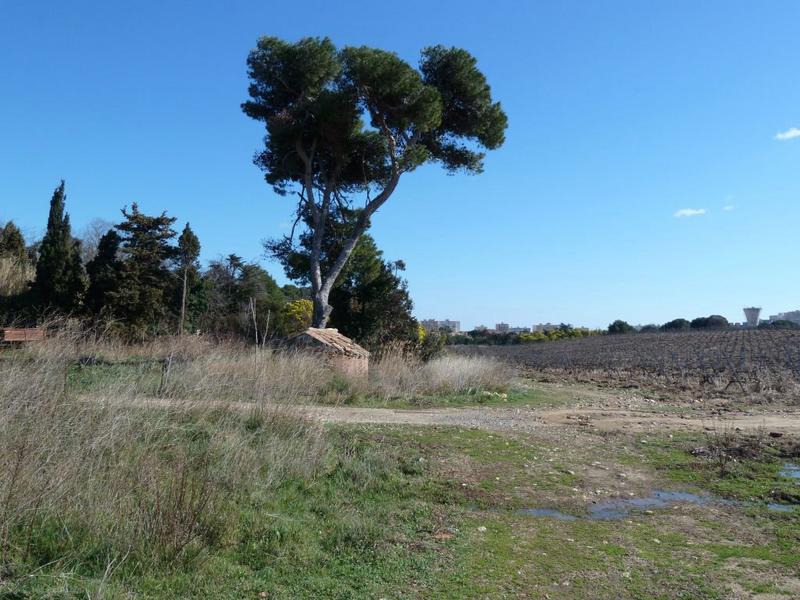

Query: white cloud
674,208,707,218
775,127,800,141
723,205,735,211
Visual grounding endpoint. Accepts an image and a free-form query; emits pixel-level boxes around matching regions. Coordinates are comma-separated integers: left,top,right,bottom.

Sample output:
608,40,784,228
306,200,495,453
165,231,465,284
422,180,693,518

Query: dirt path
306,405,800,434
104,396,800,435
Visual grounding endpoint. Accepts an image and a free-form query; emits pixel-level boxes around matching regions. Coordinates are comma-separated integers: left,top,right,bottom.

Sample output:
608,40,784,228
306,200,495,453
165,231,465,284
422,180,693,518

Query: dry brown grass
0,329,328,573
62,331,514,405
368,349,513,400
0,328,513,576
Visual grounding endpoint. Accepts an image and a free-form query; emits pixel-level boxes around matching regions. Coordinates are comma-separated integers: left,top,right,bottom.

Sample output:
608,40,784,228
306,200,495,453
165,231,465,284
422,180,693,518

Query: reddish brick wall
328,354,369,379
1,328,45,343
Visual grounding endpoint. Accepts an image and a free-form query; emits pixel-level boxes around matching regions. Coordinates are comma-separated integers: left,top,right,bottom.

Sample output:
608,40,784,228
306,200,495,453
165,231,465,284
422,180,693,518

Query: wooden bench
0,328,45,345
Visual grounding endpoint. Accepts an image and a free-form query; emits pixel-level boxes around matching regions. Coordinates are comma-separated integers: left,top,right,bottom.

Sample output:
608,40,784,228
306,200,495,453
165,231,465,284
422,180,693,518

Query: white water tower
743,307,761,328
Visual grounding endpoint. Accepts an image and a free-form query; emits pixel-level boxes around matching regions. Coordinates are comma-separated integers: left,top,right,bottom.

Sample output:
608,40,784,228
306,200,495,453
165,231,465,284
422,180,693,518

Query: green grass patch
7,416,800,599
341,382,571,409
4,424,453,599
627,431,800,504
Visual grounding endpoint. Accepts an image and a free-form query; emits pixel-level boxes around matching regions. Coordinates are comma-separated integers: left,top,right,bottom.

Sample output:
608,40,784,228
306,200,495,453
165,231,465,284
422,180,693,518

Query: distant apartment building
493,322,530,334
421,319,461,333
439,319,461,332
420,319,439,332
532,323,559,333
769,310,800,325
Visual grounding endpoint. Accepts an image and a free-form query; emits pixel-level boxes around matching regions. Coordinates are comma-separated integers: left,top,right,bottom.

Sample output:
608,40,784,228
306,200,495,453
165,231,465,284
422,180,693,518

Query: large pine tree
32,181,86,311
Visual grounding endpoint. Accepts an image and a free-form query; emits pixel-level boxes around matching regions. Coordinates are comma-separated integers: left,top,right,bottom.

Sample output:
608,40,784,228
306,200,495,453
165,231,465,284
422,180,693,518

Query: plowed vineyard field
451,330,800,397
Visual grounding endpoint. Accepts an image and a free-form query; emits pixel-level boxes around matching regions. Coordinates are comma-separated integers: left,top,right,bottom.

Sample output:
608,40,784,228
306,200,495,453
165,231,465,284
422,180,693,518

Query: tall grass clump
369,349,513,400
419,355,513,394
0,330,328,590
164,346,341,403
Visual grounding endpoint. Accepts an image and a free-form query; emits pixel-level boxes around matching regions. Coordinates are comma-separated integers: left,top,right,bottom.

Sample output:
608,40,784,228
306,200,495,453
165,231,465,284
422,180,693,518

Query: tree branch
319,168,401,298
296,139,324,293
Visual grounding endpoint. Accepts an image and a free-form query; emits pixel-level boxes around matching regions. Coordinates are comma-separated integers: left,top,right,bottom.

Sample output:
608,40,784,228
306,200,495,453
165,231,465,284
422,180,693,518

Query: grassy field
9,422,799,598
2,336,799,598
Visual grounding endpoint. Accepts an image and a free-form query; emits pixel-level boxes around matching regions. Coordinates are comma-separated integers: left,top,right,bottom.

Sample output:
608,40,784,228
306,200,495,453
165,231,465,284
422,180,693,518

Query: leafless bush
703,424,740,477
695,424,771,477
0,256,33,296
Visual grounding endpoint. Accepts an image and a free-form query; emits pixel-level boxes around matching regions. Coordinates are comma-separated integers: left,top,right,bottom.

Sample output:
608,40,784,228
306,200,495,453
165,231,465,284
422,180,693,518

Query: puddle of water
588,491,725,520
767,503,798,513
521,490,799,521
521,508,578,521
779,463,800,480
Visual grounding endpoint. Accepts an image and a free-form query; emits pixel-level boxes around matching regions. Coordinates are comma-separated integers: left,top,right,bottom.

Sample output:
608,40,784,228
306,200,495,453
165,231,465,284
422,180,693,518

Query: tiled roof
298,328,370,358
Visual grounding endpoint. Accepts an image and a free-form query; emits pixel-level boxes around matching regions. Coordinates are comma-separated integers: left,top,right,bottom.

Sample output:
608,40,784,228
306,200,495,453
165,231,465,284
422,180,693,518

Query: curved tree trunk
312,289,333,328
300,142,401,330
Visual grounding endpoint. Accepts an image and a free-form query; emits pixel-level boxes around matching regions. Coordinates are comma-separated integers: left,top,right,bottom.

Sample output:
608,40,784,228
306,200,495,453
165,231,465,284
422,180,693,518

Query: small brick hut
291,328,370,377
0,328,45,346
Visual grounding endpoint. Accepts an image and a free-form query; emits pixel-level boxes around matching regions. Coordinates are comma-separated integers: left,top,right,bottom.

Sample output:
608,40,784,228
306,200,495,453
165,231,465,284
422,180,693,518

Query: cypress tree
32,181,85,311
174,223,203,333
65,235,88,308
85,229,122,315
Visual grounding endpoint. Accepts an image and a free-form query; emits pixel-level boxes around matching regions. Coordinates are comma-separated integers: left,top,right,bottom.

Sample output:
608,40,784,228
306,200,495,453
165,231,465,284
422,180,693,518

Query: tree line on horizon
0,181,420,348
441,313,800,347
608,316,800,334
444,324,604,346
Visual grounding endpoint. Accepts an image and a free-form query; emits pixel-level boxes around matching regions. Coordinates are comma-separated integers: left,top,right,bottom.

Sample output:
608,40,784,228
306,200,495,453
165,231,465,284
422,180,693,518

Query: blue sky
2,0,799,329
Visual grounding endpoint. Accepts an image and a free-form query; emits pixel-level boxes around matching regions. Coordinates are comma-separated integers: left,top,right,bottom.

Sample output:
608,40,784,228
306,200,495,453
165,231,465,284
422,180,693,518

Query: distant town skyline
425,305,800,332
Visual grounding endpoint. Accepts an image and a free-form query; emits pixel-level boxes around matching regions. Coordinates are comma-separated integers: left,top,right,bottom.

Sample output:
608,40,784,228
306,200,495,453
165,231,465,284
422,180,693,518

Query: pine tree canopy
108,204,177,336
242,37,507,193
243,37,506,327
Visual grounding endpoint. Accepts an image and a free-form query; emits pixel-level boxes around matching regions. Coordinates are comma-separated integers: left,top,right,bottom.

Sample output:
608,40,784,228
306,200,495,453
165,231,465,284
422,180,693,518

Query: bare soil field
450,330,800,401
